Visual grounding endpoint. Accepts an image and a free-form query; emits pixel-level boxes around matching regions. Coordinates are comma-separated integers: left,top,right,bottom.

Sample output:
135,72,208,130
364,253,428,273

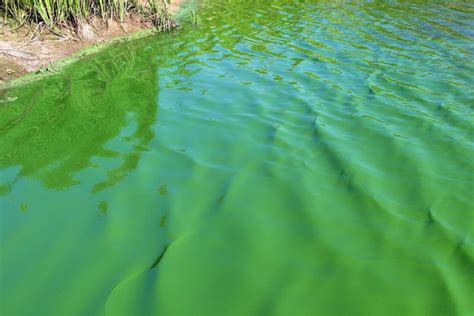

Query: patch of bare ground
0,0,185,84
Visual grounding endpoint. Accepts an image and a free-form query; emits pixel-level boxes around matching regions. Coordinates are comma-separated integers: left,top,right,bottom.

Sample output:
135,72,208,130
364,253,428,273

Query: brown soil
0,0,184,84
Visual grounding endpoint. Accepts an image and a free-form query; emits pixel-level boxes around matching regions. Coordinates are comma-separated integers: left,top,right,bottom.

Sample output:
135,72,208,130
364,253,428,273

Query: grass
0,0,176,32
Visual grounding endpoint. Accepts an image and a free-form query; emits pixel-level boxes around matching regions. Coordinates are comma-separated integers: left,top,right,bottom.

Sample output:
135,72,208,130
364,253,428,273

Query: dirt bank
0,0,184,84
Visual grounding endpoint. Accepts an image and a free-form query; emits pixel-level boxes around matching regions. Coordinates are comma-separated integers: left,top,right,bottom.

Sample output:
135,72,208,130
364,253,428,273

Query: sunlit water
1,1,473,315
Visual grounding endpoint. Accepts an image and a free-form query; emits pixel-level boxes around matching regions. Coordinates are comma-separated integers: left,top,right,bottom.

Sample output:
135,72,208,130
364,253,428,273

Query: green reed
1,0,173,31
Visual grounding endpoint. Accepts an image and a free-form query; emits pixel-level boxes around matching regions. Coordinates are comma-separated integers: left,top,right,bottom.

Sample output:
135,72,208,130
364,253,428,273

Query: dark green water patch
1,1,473,315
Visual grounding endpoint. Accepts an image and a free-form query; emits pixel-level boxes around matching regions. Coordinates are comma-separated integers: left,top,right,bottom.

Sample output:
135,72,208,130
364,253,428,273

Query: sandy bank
0,0,185,84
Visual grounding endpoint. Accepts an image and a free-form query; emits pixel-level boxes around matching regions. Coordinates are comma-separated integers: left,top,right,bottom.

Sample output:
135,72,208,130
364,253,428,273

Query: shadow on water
0,38,162,194
0,34,174,316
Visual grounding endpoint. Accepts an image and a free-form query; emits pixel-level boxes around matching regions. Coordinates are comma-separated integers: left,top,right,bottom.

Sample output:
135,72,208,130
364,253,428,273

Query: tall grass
1,0,174,31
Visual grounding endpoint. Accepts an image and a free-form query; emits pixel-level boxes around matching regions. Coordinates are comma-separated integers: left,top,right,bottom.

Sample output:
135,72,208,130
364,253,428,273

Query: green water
1,1,473,315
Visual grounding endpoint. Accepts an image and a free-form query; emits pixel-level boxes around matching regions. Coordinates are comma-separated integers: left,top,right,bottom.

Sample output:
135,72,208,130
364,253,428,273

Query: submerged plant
189,9,200,27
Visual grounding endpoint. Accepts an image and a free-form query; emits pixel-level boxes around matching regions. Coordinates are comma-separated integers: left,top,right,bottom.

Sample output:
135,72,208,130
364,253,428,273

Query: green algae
0,0,199,89
1,1,473,315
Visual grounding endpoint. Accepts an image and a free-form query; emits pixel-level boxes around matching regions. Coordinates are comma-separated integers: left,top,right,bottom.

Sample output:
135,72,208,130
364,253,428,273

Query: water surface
1,1,473,315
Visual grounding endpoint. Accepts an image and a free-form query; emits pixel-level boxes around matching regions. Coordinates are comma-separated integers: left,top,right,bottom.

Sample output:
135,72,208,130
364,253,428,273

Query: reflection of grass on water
0,40,159,193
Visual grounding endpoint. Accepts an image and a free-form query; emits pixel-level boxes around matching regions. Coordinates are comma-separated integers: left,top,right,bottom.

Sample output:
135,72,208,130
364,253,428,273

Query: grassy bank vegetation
1,0,175,31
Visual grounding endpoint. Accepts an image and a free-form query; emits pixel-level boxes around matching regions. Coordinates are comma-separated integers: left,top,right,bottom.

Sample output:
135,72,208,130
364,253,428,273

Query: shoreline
0,0,190,88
